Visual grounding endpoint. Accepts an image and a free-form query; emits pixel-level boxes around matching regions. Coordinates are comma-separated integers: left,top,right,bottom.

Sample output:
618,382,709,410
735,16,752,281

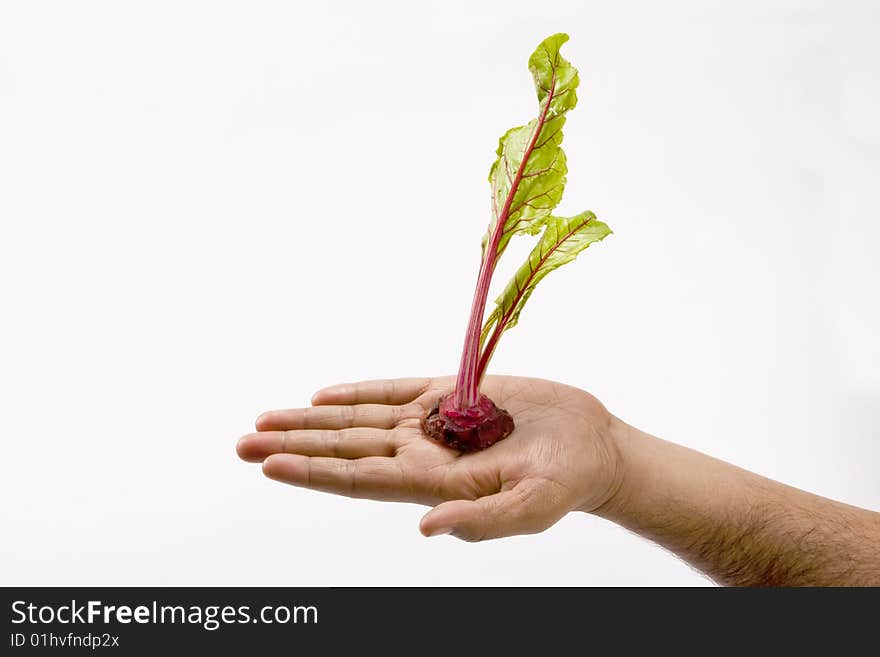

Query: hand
236,376,623,542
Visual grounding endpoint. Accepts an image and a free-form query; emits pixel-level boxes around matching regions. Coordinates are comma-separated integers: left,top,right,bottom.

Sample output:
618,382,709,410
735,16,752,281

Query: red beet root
422,393,514,452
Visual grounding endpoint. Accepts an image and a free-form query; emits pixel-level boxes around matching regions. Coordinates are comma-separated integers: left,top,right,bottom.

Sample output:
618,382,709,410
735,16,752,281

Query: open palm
237,376,621,541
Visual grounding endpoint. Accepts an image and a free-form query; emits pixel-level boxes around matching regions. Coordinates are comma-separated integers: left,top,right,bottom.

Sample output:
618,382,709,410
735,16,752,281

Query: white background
2,0,878,586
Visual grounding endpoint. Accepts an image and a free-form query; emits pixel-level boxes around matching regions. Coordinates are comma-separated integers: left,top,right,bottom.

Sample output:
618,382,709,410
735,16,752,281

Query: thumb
419,480,565,542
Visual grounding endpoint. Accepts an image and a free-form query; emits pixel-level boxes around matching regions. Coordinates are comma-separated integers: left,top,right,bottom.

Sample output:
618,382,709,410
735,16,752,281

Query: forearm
594,418,880,586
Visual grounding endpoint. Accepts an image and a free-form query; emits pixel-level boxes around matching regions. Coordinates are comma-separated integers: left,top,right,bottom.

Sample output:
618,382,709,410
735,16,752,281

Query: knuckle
302,407,314,426
341,405,356,425
328,430,342,457
344,460,357,494
389,404,402,426
384,379,396,403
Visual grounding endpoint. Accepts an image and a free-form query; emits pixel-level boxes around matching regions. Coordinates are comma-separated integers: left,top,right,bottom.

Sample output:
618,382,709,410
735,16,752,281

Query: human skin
236,376,880,586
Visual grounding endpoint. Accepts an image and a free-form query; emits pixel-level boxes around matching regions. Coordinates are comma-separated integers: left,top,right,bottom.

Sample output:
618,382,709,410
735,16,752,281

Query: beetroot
421,34,611,452
422,393,515,452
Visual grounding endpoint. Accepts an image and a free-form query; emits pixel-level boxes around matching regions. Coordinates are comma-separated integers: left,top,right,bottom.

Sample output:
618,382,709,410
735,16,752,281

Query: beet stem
451,83,557,409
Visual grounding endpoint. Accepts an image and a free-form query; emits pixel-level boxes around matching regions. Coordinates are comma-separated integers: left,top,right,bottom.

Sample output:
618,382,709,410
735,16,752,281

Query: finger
255,404,400,432
262,453,427,503
418,480,565,542
237,428,397,462
311,378,433,406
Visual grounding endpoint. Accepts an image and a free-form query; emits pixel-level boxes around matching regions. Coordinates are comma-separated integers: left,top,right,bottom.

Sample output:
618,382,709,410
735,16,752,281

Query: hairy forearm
594,419,880,586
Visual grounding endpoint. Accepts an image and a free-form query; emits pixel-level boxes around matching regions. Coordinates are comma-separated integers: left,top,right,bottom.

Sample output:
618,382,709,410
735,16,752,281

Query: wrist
572,412,629,515
586,415,651,522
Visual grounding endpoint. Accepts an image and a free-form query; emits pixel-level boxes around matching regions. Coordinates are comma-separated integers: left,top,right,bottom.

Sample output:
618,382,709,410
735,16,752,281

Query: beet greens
422,33,611,452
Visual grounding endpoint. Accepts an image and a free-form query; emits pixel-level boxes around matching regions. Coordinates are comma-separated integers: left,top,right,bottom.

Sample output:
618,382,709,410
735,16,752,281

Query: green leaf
480,212,611,349
485,33,580,257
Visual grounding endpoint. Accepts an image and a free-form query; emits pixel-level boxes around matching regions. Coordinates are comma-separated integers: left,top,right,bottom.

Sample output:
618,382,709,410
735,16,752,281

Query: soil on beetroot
421,393,514,452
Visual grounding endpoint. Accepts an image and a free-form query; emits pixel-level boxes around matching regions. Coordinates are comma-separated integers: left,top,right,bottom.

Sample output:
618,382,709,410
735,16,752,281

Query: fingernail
426,527,453,537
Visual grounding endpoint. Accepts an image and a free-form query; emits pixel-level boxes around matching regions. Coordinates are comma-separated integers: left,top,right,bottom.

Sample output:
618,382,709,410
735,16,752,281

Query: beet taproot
422,393,514,452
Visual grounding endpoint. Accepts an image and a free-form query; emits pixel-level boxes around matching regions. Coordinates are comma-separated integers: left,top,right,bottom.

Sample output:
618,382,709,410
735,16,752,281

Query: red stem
452,78,556,410
475,215,591,384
